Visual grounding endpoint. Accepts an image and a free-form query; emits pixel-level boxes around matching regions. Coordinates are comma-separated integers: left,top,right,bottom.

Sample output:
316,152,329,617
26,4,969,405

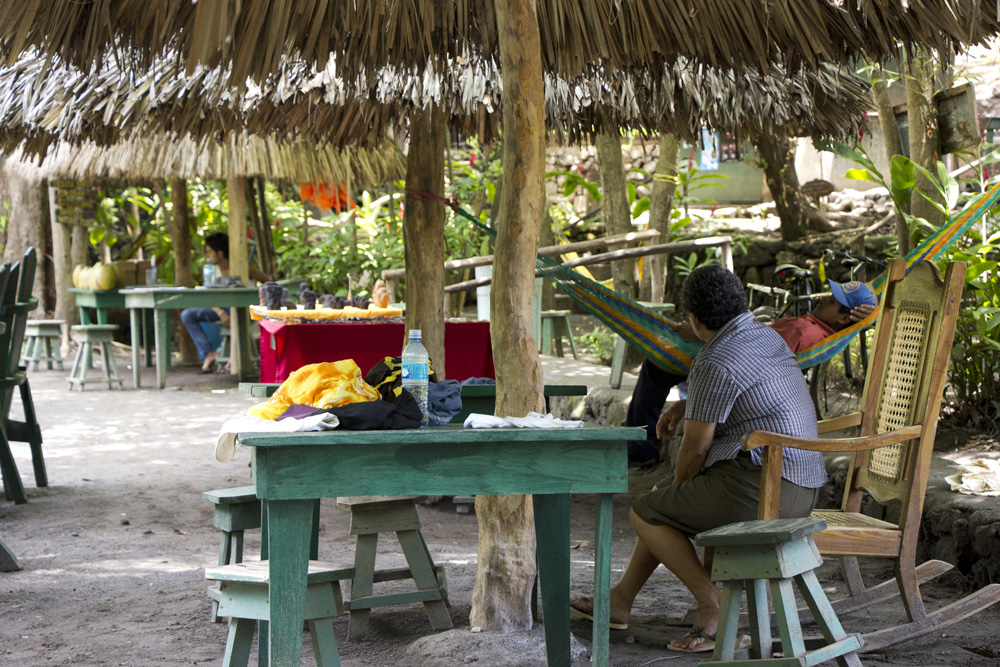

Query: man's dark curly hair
681,264,748,331
204,232,229,259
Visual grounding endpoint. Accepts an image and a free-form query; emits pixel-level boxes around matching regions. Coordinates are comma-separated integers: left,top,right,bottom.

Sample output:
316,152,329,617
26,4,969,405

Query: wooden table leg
534,493,570,667
129,307,141,388
592,493,613,667
233,306,253,382
143,309,154,368
153,310,170,389
266,499,315,667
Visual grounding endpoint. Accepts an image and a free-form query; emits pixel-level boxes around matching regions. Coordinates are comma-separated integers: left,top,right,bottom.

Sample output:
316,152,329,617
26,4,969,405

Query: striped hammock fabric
454,180,1000,374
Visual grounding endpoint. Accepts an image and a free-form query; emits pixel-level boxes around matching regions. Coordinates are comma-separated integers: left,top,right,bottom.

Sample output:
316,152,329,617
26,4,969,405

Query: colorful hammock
446,180,1000,374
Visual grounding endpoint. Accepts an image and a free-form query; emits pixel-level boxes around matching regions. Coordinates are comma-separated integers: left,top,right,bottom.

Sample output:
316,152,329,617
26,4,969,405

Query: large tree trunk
595,132,638,300
642,133,680,304
169,179,197,363
754,135,830,241
470,0,545,632
1,161,53,312
868,64,911,255
904,50,943,254
403,106,447,377
253,177,277,279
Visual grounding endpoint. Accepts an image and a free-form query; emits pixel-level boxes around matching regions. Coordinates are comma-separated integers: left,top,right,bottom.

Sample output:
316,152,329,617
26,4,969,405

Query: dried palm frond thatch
6,133,405,187
1,0,997,87
0,48,871,160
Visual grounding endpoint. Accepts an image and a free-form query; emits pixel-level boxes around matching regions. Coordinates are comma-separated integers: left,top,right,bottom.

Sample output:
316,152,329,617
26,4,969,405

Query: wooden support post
227,177,249,377
170,179,198,363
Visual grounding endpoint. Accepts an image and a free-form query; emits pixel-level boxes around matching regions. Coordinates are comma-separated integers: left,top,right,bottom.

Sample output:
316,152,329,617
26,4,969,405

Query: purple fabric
276,404,324,421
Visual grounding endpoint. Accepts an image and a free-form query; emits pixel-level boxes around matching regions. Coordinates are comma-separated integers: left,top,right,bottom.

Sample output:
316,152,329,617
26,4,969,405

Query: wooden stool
540,310,578,359
67,325,123,390
205,559,353,667
695,517,862,666
204,486,262,622
22,320,64,370
609,302,674,388
337,495,452,641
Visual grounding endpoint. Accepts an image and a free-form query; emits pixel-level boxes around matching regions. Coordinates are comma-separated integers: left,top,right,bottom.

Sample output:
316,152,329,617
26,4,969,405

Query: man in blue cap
626,278,876,466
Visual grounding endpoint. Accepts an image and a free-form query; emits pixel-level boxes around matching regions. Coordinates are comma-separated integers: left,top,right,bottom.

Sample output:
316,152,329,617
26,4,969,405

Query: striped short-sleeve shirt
685,311,828,488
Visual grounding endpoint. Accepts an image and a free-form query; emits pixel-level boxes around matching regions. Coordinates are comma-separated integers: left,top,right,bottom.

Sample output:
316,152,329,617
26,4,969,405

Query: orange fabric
299,182,353,212
248,360,380,420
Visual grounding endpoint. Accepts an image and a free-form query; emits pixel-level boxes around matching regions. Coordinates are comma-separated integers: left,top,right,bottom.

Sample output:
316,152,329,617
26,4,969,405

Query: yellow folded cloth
248,360,380,420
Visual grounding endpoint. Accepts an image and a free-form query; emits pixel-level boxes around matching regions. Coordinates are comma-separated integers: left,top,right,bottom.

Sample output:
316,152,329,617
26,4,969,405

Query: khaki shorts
631,453,820,536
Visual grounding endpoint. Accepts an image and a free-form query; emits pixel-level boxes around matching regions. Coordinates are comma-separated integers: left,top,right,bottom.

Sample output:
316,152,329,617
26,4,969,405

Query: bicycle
746,264,818,322
809,249,888,421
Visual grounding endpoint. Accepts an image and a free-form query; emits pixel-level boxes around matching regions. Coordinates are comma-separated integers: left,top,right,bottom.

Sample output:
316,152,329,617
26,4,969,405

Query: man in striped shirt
572,264,830,654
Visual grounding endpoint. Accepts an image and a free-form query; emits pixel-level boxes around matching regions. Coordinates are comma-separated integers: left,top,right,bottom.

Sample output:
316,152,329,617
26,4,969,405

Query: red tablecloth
258,320,495,383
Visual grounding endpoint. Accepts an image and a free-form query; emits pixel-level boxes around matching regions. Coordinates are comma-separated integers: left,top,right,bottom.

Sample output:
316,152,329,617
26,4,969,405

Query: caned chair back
839,259,965,521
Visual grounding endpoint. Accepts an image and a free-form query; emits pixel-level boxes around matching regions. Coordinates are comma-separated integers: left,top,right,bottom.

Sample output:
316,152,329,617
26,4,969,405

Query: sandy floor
1,357,1000,666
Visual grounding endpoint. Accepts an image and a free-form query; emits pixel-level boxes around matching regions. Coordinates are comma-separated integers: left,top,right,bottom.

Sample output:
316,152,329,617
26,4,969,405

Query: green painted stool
22,320,64,370
204,486,262,622
695,517,862,667
337,495,452,641
205,559,353,667
539,311,578,359
67,325,123,390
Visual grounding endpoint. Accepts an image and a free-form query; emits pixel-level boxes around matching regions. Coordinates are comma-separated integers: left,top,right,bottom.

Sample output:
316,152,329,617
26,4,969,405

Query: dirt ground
2,356,1000,666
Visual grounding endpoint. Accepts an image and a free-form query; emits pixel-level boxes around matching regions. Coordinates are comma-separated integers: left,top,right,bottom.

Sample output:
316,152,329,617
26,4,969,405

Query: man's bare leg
629,508,720,650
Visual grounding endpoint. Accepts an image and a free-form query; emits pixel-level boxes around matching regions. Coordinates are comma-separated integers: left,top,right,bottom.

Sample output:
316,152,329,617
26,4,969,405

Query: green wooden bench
22,320,64,371
203,486,262,622
696,517,862,666
67,324,124,390
539,310,578,359
337,495,451,641
205,559,353,667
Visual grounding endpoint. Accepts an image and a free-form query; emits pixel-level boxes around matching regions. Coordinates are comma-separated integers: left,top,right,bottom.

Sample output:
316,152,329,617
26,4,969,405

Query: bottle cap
409,329,421,339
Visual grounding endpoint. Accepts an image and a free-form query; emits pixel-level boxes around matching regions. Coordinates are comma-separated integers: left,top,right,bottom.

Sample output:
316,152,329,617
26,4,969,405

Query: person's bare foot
201,351,219,372
569,589,631,630
669,605,720,651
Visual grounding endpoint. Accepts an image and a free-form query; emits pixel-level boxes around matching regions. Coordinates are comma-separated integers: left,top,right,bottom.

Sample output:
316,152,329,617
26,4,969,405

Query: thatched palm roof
1,1,998,86
0,49,871,161
5,133,405,187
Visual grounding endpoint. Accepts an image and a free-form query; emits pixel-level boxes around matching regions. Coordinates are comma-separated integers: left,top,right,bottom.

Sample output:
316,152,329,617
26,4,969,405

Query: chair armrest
741,424,924,454
817,412,862,434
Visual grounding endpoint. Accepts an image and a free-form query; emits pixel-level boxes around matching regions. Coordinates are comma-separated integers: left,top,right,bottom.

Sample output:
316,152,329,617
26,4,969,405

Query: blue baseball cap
828,279,876,310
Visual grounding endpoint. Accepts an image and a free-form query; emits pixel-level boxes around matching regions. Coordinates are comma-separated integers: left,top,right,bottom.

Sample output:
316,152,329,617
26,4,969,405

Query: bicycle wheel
808,330,871,424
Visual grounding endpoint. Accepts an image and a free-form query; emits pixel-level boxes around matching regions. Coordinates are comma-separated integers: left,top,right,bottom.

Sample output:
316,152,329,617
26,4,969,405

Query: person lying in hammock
626,277,876,466
570,264,833,653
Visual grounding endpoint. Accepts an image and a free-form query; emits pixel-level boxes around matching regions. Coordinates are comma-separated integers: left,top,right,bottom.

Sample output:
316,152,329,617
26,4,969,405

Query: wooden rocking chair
742,259,1000,652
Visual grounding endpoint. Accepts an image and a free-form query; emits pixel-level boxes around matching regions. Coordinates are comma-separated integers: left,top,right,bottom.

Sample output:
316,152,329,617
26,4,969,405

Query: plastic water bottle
202,263,218,287
401,329,430,427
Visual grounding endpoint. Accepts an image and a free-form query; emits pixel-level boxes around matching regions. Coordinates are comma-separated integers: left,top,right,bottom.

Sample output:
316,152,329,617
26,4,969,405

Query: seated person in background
571,264,829,652
627,276,877,465
180,232,271,373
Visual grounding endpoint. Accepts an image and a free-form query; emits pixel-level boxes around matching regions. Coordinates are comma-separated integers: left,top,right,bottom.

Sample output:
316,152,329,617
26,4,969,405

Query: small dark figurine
298,282,317,309
280,288,296,309
352,295,371,309
333,295,348,309
318,294,337,309
262,282,284,310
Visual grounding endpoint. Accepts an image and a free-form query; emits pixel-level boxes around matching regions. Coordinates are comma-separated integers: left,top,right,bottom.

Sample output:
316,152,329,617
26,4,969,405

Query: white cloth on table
215,412,340,462
463,412,584,429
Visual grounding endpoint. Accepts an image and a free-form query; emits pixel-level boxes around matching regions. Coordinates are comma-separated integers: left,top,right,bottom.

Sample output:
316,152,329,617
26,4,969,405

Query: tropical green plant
578,326,618,365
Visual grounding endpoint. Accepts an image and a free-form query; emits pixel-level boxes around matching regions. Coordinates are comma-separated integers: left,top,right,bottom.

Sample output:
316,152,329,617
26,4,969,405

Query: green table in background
238,423,637,667
122,287,260,388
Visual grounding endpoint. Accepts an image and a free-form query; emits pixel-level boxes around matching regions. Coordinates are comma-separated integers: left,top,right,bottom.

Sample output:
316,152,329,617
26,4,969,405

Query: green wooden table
238,423,637,667
121,287,260,388
68,288,126,325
